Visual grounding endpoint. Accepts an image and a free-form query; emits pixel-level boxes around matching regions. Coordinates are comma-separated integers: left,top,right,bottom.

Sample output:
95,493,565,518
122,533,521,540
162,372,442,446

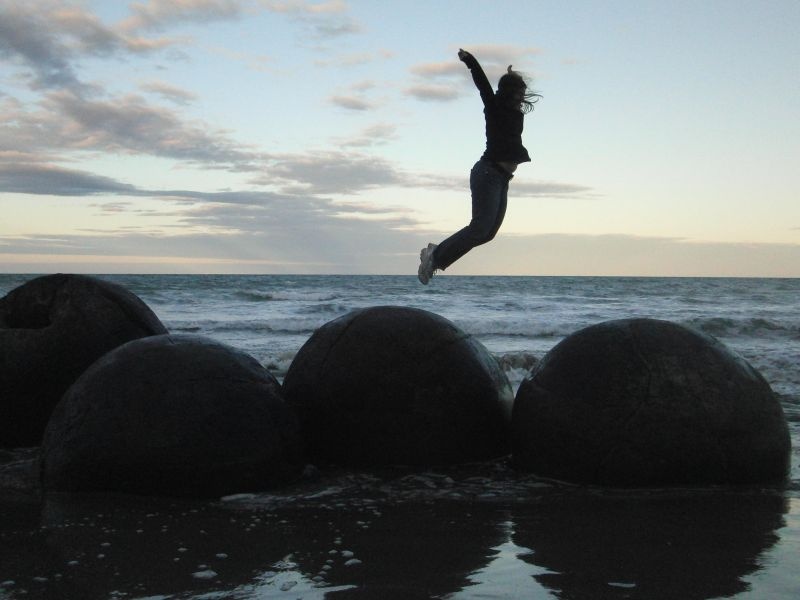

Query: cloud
314,49,393,67
510,180,595,199
312,20,361,37
329,95,374,111
409,62,463,78
0,159,410,217
238,148,592,200
205,44,272,72
0,152,591,204
349,80,376,92
0,3,83,91
404,59,465,103
0,161,424,274
333,123,398,148
0,86,259,171
0,2,176,93
49,5,174,55
0,1,365,176
260,0,348,15
328,79,381,110
0,159,422,273
260,0,360,39
405,84,461,102
34,90,260,166
0,163,139,196
140,80,199,105
120,0,244,32
118,0,360,41
256,150,404,194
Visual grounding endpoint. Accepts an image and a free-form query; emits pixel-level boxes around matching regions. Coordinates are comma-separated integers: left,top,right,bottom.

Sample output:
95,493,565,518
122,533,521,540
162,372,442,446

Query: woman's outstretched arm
458,48,493,106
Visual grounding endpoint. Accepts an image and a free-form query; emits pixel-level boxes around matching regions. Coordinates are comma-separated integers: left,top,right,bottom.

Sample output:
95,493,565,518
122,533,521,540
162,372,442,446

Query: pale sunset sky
1,0,798,276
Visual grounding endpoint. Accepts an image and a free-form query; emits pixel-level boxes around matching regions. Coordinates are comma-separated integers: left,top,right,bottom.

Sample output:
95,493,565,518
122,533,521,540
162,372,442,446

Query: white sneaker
417,243,438,285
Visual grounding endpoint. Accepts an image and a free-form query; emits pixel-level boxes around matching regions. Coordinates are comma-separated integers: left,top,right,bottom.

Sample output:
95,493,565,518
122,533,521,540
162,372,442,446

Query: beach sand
2,453,799,599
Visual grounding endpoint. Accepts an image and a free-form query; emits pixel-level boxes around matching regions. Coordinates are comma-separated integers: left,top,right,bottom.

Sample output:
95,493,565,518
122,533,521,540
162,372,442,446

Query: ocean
1,274,798,599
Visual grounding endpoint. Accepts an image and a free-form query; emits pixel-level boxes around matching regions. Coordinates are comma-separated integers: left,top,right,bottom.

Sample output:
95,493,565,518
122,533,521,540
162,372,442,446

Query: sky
1,0,798,277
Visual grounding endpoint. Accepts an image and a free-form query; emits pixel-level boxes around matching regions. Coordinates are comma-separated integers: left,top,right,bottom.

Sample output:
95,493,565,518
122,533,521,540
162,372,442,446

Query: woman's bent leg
434,160,509,270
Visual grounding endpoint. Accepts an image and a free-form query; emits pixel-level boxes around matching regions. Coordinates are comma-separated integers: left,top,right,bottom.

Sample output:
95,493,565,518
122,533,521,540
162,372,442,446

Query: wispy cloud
0,3,85,91
405,84,461,102
204,44,272,72
0,0,360,99
0,162,423,274
140,80,199,105
510,180,595,199
260,0,348,15
255,150,404,194
314,49,393,67
333,123,398,148
261,0,360,39
0,163,139,196
1,89,259,184
404,57,466,103
119,0,245,32
0,89,261,167
409,62,463,78
0,2,175,93
329,95,374,111
328,79,381,110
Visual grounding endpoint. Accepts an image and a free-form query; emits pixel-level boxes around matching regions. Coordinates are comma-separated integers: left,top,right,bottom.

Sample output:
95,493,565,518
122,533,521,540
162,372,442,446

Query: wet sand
1,453,799,599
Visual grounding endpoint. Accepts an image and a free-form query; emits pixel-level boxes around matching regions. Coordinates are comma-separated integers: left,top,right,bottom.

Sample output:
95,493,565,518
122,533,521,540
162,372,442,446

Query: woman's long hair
497,67,542,114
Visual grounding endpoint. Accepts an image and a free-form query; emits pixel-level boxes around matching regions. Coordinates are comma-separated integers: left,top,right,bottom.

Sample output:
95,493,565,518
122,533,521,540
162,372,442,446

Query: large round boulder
1,274,167,447
41,334,303,497
512,318,790,486
283,306,513,467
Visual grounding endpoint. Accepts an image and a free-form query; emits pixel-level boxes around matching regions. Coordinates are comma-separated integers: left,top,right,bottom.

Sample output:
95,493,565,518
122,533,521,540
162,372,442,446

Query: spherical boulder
1,274,167,447
283,306,514,467
41,334,303,497
512,318,791,486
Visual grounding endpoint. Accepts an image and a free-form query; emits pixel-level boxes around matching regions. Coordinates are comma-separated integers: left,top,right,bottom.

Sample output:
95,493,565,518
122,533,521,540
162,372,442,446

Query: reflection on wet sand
510,489,787,600
20,493,508,599
0,462,793,599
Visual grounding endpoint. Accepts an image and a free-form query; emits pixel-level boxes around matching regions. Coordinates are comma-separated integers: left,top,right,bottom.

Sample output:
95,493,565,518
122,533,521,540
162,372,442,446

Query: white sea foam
192,569,218,580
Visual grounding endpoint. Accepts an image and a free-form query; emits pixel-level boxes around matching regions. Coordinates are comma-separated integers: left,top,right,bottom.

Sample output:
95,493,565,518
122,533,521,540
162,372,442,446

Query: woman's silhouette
418,49,540,284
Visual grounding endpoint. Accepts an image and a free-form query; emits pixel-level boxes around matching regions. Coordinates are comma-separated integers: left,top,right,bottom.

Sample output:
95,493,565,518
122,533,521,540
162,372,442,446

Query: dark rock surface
283,306,513,467
512,318,791,486
41,334,303,497
1,274,167,447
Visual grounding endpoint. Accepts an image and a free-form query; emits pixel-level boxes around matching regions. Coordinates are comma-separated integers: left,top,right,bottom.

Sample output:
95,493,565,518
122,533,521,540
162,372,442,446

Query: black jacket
462,53,531,164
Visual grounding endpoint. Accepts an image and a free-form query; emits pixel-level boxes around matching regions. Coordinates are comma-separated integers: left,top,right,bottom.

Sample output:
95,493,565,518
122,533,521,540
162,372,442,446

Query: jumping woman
418,48,540,284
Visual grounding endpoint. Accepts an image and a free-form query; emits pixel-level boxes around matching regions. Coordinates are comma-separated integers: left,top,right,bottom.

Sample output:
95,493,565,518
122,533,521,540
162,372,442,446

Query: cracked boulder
283,306,514,466
41,334,303,497
512,318,790,486
1,274,167,448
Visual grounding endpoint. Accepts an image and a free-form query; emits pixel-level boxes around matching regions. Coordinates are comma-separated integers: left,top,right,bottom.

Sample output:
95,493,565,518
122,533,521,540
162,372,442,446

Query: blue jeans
433,159,510,270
